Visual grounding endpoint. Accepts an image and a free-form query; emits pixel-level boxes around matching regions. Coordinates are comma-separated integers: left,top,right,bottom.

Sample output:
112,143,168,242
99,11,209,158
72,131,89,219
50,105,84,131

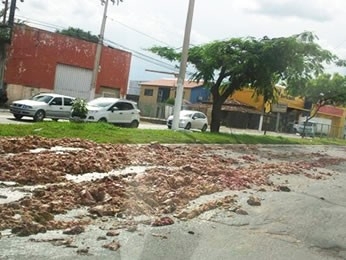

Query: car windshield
88,99,114,108
31,95,53,104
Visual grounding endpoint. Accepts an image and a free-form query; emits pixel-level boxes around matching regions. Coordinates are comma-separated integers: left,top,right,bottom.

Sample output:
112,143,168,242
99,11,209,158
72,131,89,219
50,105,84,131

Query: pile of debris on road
0,136,345,237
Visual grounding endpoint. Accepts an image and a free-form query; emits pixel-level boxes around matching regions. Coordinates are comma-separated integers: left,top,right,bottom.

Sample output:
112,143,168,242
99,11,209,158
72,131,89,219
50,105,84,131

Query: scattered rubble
106,230,120,237
63,225,85,235
0,136,345,237
247,196,261,206
151,217,174,226
102,240,121,251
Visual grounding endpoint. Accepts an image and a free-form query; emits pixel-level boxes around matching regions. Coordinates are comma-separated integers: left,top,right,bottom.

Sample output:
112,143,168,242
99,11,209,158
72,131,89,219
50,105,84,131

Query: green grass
0,121,345,145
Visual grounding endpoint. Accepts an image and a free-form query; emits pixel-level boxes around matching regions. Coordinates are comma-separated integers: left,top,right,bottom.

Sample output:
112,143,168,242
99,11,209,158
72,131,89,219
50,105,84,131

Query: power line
107,16,173,47
16,15,65,31
14,16,181,72
103,38,179,71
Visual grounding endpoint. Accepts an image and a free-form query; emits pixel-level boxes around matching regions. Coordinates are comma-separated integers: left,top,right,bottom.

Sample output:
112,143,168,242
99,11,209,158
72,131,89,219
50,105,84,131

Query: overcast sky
16,0,346,81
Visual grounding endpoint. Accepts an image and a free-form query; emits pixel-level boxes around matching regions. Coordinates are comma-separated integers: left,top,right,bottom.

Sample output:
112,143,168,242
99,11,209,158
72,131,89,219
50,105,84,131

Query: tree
56,27,99,43
301,73,346,106
149,32,341,132
295,73,346,137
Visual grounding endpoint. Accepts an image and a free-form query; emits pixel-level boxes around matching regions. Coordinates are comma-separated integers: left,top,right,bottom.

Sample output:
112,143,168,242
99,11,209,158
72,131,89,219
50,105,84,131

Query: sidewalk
221,126,302,139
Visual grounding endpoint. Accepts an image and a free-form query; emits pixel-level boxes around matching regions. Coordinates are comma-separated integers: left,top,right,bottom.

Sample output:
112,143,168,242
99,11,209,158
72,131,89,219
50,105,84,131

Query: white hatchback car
10,93,75,122
167,110,208,132
85,97,140,128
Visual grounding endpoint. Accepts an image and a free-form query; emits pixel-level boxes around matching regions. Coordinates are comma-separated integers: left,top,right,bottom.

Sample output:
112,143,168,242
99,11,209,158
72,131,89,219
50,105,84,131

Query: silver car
10,93,75,122
167,110,208,132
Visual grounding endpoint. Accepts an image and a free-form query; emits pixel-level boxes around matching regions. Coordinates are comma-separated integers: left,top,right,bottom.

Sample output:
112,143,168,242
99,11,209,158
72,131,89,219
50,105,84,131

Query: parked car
167,110,208,131
85,97,140,128
293,121,316,137
10,93,75,122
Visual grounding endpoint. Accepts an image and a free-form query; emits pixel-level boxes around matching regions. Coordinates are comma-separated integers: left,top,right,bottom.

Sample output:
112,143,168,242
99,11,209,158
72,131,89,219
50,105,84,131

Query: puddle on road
0,183,48,205
0,188,31,204
0,165,174,205
0,166,150,205
0,181,17,186
65,165,150,183
30,146,84,154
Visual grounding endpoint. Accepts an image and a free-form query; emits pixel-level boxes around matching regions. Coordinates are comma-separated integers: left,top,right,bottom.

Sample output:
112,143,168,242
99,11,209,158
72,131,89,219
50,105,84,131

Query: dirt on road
1,136,346,259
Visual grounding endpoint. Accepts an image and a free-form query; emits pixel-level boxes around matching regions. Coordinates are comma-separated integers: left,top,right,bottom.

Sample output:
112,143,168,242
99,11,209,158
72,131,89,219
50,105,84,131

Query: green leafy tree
56,27,99,43
149,32,341,132
301,73,346,106
295,73,346,136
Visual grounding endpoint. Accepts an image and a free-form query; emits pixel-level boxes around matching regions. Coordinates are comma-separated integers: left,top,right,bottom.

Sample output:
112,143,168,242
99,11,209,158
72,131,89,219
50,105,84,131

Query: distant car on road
85,97,140,128
293,121,316,137
167,110,208,131
10,93,75,122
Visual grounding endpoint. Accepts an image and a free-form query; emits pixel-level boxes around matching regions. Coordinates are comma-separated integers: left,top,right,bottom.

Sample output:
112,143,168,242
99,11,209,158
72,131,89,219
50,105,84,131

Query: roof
221,99,262,114
191,99,261,114
140,79,204,89
35,93,75,99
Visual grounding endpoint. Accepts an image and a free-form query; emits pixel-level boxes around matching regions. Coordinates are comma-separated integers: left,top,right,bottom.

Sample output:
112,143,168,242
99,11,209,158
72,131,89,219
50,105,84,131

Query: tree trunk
209,74,239,133
210,100,223,133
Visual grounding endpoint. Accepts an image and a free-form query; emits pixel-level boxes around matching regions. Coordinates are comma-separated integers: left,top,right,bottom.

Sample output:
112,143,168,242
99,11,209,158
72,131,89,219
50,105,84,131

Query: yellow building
313,105,346,138
229,85,346,137
230,86,305,112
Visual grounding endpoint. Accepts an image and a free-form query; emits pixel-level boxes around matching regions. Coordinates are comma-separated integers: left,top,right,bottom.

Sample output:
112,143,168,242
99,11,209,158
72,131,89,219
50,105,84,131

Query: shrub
71,98,88,119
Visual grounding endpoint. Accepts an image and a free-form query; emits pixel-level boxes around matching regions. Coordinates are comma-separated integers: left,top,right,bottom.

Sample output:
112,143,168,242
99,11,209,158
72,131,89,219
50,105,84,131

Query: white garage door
54,64,92,100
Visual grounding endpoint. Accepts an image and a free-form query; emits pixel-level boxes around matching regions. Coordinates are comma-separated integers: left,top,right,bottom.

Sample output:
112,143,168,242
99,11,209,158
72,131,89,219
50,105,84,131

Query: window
197,113,206,119
33,95,53,104
144,89,154,96
114,102,134,111
50,97,62,106
64,98,74,106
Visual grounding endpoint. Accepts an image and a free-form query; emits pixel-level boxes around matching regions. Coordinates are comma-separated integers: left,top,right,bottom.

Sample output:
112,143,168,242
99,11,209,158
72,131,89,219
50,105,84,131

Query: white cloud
246,0,333,22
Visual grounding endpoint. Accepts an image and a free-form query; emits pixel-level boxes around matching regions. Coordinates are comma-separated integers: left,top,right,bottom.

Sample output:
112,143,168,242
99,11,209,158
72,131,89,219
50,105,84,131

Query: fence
138,103,346,139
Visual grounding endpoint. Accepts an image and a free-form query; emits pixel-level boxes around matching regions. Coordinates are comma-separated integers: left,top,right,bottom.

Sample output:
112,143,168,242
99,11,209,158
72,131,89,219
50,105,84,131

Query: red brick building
4,25,132,102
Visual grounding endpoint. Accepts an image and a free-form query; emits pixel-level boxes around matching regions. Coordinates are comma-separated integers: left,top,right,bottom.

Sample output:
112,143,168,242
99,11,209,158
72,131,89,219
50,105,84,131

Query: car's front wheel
13,114,23,120
185,122,191,130
33,110,45,122
98,118,107,123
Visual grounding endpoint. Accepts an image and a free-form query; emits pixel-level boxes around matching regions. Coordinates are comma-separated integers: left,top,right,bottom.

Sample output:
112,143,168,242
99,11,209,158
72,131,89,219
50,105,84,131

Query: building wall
4,25,131,102
231,89,264,111
315,105,346,138
139,86,159,105
138,84,201,117
190,87,210,103
231,87,305,111
169,88,192,102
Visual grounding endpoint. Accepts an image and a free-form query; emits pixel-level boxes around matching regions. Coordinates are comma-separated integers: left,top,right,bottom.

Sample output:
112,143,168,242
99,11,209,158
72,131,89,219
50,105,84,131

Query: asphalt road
0,111,300,139
0,145,345,259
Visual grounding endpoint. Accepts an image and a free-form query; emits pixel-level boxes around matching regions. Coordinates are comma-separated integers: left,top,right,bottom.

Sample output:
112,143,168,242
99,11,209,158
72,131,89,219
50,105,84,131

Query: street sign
272,103,287,113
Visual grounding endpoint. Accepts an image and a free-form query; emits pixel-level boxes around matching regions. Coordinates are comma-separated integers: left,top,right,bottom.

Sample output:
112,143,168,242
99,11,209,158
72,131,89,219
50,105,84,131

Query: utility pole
0,0,22,92
89,0,111,101
171,0,195,130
